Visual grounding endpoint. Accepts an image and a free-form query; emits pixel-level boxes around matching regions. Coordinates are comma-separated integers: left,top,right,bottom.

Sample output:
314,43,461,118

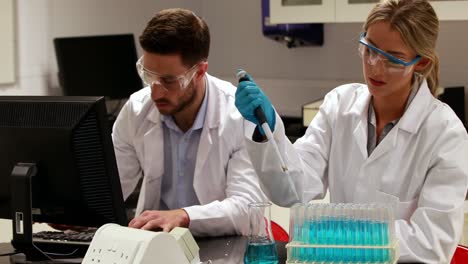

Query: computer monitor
54,34,142,99
0,96,128,260
439,86,466,127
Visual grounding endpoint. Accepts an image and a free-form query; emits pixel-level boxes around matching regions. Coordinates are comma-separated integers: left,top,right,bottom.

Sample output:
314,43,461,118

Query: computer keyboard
33,229,96,245
29,229,97,257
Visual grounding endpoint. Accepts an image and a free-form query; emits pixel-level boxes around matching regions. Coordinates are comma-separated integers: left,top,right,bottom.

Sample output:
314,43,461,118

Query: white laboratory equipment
82,224,200,264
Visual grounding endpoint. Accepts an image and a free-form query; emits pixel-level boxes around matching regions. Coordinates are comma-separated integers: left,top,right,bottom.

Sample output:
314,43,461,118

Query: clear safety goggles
358,32,421,76
136,56,199,91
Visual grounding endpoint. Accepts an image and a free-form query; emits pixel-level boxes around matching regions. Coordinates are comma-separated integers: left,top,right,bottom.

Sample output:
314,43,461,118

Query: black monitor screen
0,96,128,227
54,34,142,99
439,86,466,126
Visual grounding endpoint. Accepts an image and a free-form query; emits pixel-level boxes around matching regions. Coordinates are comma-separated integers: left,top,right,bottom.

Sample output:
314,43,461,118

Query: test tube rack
286,203,399,264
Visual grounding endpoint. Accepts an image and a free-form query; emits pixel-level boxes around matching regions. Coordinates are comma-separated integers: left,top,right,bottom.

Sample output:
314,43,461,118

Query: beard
154,81,197,116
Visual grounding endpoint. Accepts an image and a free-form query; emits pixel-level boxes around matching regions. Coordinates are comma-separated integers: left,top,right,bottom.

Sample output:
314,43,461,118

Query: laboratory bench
0,237,427,264
0,237,286,264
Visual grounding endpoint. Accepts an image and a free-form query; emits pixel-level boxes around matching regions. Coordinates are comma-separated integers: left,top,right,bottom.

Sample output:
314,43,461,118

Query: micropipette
236,70,288,172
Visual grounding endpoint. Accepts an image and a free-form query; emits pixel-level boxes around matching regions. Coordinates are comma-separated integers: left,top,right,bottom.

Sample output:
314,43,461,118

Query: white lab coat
112,73,266,237
245,79,468,263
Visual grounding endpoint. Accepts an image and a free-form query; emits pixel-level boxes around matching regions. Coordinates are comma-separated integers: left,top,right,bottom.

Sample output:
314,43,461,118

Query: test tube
289,204,304,261
387,204,396,245
353,204,364,262
364,204,373,262
376,204,388,263
334,203,346,261
305,205,316,261
368,204,379,262
383,204,394,262
326,204,335,262
312,203,324,262
343,203,354,262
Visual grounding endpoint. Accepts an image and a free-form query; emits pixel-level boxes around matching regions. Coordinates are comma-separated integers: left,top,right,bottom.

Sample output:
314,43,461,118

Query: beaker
244,202,279,264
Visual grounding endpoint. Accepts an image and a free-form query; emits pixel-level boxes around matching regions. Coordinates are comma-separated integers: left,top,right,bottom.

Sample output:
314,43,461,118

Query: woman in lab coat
235,0,468,262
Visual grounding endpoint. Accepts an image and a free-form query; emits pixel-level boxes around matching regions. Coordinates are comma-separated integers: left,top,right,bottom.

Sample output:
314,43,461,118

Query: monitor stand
8,163,85,264
9,163,50,263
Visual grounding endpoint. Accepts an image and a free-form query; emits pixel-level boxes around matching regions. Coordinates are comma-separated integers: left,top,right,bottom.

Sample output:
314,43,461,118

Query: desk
197,236,287,263
0,239,425,264
0,237,287,264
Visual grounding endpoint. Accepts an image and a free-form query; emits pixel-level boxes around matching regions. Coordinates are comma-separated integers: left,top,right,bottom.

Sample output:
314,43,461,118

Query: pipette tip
236,69,247,80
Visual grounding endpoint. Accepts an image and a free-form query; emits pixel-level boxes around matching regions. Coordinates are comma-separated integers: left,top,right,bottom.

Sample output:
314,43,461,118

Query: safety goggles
358,32,421,76
136,56,199,91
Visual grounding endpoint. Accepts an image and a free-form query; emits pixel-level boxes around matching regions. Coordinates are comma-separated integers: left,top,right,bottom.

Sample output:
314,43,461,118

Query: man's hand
128,209,190,232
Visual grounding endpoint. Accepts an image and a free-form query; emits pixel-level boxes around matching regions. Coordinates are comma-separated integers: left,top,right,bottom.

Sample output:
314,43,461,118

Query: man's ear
195,61,208,81
414,57,430,72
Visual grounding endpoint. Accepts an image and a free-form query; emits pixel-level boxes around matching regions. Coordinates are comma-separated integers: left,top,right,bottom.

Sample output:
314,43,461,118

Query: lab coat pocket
375,191,418,221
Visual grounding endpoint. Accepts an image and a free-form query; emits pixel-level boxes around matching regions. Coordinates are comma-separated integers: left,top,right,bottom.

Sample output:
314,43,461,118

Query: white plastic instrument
82,224,200,264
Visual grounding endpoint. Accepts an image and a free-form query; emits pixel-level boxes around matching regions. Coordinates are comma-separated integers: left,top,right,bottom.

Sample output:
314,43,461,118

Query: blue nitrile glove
235,73,276,135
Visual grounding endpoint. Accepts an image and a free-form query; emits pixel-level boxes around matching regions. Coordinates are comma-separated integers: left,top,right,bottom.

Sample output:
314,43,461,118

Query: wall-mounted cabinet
270,0,335,23
335,0,377,23
270,0,468,24
431,0,468,21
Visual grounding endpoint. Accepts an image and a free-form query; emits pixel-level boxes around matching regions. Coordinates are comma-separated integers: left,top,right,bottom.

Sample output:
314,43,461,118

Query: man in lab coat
112,8,265,237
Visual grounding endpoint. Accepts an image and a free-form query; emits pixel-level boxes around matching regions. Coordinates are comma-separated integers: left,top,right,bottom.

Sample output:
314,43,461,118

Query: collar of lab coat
145,74,220,129
397,78,432,134
351,78,432,135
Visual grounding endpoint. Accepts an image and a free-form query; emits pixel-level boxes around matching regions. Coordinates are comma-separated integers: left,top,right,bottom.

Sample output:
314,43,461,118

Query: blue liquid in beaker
244,241,279,264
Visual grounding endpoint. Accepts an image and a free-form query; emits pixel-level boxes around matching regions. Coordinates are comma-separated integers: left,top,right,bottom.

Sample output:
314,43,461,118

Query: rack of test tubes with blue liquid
287,203,399,264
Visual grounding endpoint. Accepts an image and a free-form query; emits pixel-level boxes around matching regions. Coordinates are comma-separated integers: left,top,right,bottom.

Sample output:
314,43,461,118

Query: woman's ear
414,57,430,72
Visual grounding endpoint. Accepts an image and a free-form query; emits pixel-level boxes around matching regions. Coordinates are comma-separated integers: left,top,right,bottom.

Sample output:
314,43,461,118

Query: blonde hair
364,0,439,95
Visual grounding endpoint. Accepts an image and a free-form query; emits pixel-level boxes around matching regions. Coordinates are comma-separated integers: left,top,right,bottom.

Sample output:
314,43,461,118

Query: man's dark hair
139,8,210,67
